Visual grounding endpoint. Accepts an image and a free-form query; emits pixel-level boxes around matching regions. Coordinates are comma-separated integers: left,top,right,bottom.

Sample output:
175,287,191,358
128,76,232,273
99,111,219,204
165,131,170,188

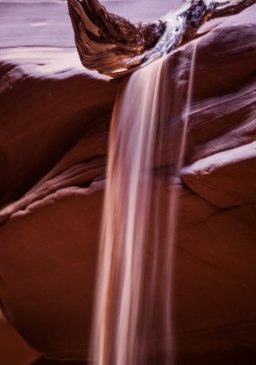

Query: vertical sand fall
89,45,197,365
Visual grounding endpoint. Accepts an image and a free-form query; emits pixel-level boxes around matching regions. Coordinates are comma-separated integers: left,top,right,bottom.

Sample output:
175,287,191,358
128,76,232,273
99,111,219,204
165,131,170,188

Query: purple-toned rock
0,0,256,361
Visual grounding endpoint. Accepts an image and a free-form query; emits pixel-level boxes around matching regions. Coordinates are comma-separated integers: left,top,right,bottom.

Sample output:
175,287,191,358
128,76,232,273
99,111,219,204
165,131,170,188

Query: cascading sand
89,44,197,365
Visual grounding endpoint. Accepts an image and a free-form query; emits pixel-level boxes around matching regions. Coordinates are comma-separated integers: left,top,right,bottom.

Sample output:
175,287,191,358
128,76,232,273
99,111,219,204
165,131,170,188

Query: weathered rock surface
0,0,256,362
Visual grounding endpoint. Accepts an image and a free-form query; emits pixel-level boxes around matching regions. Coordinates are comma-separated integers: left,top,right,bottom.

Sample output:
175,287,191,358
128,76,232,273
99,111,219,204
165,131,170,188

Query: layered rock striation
0,0,256,362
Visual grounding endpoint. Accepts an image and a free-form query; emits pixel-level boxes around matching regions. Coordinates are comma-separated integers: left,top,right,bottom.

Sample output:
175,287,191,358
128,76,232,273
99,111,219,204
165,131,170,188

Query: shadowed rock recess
0,0,256,364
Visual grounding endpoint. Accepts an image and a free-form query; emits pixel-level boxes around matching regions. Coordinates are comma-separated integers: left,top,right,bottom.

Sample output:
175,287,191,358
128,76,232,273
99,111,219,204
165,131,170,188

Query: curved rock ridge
0,57,118,210
0,0,256,362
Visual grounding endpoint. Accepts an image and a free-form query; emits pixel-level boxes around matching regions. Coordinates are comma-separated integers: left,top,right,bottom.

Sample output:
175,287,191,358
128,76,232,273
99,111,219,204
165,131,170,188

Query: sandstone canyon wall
0,0,256,363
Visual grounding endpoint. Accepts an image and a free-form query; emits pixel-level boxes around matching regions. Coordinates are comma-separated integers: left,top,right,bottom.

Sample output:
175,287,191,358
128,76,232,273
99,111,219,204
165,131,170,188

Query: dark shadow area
33,348,256,365
175,349,256,365
175,348,256,365
32,358,87,365
147,347,256,365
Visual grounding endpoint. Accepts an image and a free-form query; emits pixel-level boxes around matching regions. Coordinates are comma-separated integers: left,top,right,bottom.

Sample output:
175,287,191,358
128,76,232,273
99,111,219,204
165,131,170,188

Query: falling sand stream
89,44,197,365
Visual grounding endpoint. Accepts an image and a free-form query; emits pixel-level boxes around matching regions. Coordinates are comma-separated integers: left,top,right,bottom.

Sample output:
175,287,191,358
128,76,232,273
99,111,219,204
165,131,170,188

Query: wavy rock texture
0,0,256,363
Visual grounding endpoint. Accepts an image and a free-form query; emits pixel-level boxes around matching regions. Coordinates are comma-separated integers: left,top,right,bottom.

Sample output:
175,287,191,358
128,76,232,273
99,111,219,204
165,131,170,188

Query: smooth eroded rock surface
0,0,256,362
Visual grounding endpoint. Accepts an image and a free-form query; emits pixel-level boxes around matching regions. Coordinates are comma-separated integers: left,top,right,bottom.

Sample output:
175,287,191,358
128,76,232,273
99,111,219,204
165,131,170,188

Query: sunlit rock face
0,0,256,362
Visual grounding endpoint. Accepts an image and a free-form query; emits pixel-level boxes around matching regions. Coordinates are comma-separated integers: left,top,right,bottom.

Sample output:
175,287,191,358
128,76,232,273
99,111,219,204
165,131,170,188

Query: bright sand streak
90,44,197,365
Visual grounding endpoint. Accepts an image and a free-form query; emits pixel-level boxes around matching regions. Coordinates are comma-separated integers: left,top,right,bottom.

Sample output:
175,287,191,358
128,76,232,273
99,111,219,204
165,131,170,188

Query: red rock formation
0,0,255,363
